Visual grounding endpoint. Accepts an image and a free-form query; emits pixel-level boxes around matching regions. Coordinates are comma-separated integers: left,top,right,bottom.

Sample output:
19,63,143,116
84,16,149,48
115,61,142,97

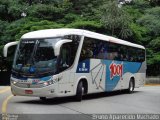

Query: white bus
4,29,146,101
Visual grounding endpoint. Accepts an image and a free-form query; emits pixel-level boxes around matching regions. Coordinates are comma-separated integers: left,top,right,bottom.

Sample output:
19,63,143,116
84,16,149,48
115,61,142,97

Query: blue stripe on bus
102,60,142,91
76,59,142,91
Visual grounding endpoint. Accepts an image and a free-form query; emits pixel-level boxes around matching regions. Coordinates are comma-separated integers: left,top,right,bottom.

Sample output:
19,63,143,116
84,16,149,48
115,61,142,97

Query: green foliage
15,20,64,40
147,51,160,66
148,37,160,51
101,1,132,39
129,23,148,44
137,7,160,36
0,20,8,34
66,20,102,32
137,15,160,36
0,0,160,75
61,13,82,24
131,0,151,13
0,45,3,56
123,6,142,22
149,0,160,6
28,1,72,21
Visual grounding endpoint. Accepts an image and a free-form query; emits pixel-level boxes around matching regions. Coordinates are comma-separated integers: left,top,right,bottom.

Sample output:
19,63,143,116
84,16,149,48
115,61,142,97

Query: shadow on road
15,90,141,105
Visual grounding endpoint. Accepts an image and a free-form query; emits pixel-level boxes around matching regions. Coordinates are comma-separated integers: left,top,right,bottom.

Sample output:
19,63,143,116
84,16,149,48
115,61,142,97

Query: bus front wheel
75,81,84,101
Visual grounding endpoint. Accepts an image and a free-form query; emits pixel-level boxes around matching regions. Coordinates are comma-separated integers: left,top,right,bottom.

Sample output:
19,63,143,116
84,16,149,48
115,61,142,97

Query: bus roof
21,28,145,49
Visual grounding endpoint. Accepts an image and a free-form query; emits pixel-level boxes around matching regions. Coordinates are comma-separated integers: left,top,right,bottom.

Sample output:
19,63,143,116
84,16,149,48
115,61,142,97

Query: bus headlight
43,82,49,86
43,77,58,86
13,81,17,84
11,79,18,85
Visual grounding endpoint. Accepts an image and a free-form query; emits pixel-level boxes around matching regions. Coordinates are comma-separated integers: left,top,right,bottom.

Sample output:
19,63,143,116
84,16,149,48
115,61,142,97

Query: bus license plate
25,90,33,94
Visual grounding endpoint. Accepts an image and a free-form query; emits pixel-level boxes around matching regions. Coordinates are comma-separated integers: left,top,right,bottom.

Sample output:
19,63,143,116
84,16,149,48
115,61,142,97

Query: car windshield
12,38,61,76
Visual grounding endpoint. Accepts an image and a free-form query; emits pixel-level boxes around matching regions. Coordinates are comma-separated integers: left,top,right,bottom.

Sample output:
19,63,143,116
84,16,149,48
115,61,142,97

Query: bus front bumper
11,83,59,98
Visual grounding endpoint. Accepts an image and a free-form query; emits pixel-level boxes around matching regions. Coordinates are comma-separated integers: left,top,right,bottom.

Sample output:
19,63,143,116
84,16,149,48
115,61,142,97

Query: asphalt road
0,86,160,120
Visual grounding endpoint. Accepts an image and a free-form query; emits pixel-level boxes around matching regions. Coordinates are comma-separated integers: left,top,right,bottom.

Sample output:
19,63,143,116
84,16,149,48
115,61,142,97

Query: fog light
12,81,17,85
43,82,48,86
50,89,54,93
49,81,52,85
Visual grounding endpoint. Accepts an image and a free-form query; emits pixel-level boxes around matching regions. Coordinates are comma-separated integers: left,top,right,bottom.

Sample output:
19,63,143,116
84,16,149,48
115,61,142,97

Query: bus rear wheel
40,97,47,101
75,81,84,101
127,79,135,93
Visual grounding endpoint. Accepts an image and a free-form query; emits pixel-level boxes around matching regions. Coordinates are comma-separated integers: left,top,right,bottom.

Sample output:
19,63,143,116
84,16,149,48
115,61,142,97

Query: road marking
2,95,13,114
145,84,160,86
0,87,10,94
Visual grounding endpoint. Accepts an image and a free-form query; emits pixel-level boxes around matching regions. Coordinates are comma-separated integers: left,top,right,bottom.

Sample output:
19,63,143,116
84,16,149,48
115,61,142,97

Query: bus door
57,43,74,94
58,43,71,83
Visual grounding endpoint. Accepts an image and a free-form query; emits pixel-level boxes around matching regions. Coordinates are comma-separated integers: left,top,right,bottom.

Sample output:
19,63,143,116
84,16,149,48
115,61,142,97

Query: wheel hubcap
82,87,84,95
130,82,133,91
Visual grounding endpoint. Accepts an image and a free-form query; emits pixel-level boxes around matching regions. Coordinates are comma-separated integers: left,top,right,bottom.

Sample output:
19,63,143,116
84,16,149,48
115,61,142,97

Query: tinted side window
117,45,128,61
79,37,145,62
137,49,145,62
128,47,136,62
128,47,145,62
58,35,81,72
96,41,107,59
107,43,119,60
79,37,109,61
80,37,94,61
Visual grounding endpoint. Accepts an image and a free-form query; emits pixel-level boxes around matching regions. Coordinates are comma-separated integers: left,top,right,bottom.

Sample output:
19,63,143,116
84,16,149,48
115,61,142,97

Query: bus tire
75,81,84,101
127,78,135,93
40,97,47,101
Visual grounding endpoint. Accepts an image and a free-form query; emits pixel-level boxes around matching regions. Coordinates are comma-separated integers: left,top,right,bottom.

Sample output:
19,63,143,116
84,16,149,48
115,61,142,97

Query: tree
0,0,160,76
66,20,103,32
136,7,160,75
137,7,160,37
69,0,105,20
100,0,132,39
149,0,160,6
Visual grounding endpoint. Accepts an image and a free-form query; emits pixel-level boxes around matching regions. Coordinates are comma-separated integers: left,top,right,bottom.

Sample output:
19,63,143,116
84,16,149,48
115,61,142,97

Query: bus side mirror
3,41,19,58
54,39,72,56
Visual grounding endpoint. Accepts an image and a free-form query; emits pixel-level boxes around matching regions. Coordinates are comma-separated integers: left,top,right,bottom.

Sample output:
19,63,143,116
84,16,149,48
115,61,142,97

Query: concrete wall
146,77,160,84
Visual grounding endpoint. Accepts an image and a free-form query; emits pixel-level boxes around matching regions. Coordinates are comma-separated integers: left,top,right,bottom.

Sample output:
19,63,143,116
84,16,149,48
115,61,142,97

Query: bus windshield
12,38,61,76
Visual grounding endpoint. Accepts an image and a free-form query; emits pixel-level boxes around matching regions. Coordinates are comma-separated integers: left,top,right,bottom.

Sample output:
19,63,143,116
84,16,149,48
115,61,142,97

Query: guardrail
146,77,160,84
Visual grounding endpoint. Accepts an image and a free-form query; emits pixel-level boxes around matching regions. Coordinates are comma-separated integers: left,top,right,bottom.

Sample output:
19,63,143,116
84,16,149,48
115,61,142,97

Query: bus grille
14,82,44,88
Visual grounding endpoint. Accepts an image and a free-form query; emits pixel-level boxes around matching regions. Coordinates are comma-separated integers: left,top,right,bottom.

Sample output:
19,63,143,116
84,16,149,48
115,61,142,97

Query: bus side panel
95,60,143,92
75,59,106,94
89,59,106,93
110,61,145,90
75,59,144,94
102,60,123,91
134,61,146,88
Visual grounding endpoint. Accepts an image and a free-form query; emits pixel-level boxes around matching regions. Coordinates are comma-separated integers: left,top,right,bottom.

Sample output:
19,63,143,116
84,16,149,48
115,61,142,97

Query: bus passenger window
137,49,145,62
80,38,94,61
108,43,118,60
97,42,106,59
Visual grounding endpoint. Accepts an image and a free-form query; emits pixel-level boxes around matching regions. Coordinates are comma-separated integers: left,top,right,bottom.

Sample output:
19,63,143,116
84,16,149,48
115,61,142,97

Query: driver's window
58,43,71,72
58,35,81,72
